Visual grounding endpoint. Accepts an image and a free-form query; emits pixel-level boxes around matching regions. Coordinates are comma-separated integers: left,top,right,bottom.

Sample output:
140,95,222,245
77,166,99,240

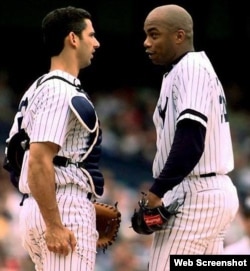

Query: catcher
2,7,121,271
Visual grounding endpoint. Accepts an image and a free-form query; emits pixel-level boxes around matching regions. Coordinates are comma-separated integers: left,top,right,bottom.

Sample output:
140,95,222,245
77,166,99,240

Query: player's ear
67,32,78,47
175,29,185,44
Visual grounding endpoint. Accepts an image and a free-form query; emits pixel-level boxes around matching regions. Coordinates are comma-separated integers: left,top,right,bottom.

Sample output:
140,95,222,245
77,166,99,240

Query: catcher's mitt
131,193,180,235
94,201,121,252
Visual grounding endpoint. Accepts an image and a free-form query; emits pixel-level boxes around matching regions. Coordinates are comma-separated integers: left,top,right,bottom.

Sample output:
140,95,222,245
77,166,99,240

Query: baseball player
5,6,103,271
141,5,239,271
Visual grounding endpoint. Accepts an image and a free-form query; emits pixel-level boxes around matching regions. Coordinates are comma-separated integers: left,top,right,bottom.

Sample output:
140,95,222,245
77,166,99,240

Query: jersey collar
164,51,192,76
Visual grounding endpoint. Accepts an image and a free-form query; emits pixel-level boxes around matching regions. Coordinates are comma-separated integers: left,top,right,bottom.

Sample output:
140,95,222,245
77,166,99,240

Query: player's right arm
28,141,76,255
149,119,206,199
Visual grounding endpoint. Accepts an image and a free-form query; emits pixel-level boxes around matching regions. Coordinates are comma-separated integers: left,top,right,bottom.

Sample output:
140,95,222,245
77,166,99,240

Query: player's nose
94,38,100,49
143,37,151,48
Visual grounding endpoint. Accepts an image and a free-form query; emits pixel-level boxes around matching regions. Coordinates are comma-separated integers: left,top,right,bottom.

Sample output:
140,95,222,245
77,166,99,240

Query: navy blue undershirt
149,119,206,198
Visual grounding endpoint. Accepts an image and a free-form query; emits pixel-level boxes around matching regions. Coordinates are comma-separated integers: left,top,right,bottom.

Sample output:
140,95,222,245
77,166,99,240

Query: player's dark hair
42,6,91,57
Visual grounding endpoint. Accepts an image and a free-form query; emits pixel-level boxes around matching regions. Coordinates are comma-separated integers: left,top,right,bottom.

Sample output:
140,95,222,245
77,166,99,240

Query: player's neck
165,51,192,73
50,56,79,78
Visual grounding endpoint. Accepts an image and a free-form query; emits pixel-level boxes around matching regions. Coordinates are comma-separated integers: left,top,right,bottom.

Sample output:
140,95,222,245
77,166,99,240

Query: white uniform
224,236,250,254
149,52,239,271
9,70,99,271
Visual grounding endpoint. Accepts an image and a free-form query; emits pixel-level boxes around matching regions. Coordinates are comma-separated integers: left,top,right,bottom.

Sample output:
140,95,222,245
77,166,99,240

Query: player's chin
148,55,161,65
81,60,92,69
151,59,163,65
87,56,94,65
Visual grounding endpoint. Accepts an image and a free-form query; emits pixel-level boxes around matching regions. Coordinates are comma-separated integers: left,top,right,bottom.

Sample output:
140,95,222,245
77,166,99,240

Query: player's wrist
149,180,173,198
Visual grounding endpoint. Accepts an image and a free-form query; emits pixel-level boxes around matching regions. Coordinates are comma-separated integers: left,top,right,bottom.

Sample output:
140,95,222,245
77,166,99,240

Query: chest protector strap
69,94,104,197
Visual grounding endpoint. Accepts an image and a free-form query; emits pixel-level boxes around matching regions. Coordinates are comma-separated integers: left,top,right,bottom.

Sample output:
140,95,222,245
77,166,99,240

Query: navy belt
200,172,216,177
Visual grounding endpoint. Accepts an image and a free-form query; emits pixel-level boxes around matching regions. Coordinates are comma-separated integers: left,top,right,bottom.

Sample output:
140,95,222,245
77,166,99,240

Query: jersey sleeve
150,119,206,197
175,57,212,128
28,81,71,147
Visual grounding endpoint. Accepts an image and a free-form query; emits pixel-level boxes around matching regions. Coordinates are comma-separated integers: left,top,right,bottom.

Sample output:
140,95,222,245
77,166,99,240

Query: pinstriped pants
148,175,239,271
19,184,98,271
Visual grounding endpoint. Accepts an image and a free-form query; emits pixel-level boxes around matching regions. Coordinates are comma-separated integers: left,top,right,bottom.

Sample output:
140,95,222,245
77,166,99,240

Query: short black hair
42,6,91,57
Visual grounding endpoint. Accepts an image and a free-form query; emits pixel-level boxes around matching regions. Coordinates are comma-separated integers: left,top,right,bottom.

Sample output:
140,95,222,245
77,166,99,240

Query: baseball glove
131,193,180,235
94,201,121,252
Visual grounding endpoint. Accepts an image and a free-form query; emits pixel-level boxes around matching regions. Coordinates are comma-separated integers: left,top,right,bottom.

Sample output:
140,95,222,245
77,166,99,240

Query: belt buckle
65,158,72,167
75,161,84,168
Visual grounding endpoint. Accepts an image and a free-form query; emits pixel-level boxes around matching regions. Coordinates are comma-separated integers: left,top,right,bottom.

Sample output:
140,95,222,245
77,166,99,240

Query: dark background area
0,0,249,108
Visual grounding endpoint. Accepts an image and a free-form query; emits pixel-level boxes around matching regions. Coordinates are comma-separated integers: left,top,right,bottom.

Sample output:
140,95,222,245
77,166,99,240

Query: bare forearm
28,159,63,229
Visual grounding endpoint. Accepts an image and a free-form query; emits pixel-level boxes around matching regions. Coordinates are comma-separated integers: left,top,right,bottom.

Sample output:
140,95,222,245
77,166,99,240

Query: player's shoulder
179,51,216,76
38,70,80,95
41,70,79,85
182,51,209,66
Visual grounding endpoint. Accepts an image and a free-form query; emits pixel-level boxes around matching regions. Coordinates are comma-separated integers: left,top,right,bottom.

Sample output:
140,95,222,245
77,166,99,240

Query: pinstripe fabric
152,52,233,178
149,175,239,271
149,52,239,271
15,70,93,193
19,185,97,271
11,70,99,270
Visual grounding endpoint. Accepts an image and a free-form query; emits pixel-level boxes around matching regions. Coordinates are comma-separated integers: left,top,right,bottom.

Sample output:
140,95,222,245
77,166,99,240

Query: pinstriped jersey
152,51,234,178
8,70,95,194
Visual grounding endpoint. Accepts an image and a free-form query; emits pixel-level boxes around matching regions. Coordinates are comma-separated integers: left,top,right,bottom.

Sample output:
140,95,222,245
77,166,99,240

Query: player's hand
144,191,163,208
45,226,77,256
